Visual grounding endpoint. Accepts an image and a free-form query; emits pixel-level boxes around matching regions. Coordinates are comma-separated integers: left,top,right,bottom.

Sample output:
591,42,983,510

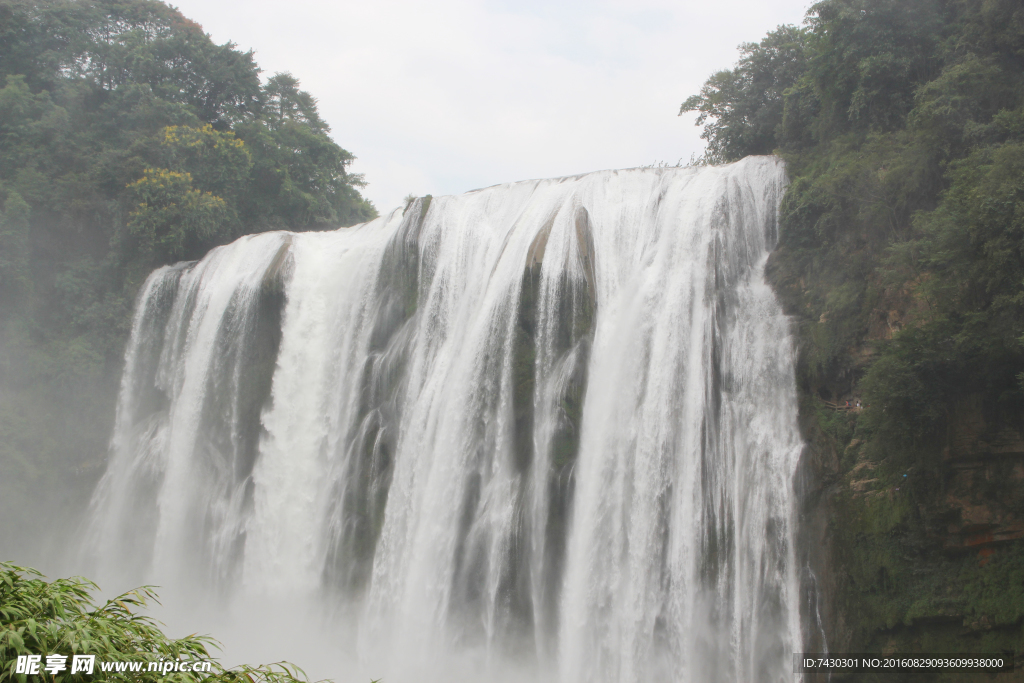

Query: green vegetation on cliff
0,0,376,556
684,0,1024,665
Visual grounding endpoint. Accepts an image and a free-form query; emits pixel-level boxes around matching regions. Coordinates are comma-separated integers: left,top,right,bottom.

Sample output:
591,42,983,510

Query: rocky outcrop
937,397,1024,556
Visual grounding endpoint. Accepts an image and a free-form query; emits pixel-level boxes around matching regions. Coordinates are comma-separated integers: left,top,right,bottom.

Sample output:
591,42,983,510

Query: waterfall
85,156,803,682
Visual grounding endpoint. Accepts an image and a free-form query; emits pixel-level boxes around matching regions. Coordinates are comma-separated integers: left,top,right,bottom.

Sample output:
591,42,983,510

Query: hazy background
169,0,812,213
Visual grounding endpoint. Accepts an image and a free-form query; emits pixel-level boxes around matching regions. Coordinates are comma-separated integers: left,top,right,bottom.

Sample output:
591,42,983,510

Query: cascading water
85,156,804,682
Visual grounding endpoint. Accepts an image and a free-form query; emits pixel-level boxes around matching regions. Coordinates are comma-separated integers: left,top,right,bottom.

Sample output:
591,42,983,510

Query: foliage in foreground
0,562,317,683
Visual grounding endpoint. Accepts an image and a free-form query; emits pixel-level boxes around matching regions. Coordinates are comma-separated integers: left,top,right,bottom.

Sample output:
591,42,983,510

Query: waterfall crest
86,157,803,682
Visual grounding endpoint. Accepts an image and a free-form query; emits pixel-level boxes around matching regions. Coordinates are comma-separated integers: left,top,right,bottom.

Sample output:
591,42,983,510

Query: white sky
170,0,812,214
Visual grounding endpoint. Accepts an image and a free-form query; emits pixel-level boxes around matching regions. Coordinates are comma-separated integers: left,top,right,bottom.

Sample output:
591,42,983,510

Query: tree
680,25,809,162
234,75,376,230
125,168,231,260
159,125,252,202
0,0,262,127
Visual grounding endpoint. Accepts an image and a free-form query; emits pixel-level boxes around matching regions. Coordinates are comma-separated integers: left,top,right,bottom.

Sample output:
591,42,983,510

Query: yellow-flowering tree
159,125,253,205
125,169,230,260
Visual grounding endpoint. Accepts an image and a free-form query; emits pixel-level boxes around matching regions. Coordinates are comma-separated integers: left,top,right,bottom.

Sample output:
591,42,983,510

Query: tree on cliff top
680,24,809,164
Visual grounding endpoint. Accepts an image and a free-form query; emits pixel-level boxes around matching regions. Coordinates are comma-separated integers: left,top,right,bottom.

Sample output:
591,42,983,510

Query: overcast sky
170,0,812,214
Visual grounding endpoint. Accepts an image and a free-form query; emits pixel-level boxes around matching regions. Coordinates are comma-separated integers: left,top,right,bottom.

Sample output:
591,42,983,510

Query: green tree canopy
680,25,809,163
